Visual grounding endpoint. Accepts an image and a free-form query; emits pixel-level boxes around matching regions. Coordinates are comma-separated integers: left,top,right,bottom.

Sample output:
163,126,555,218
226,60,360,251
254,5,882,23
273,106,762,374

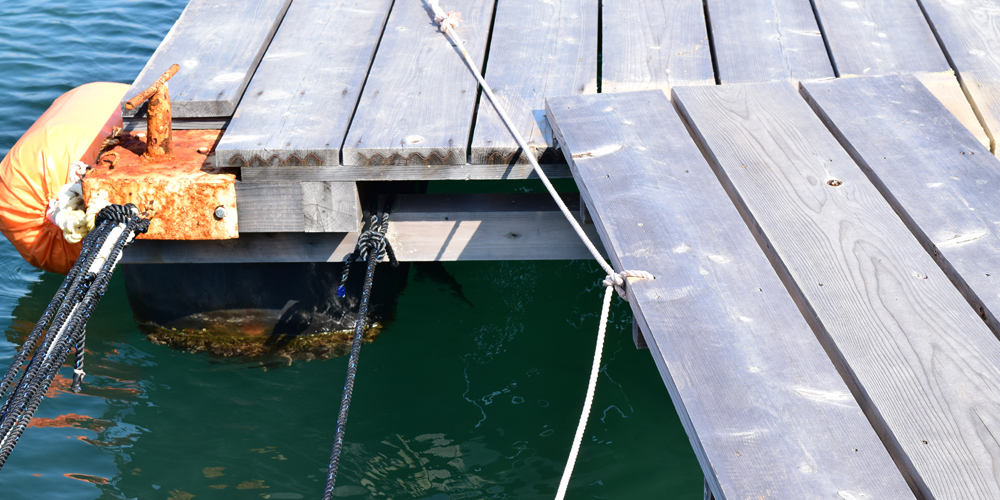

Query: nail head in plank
342,0,495,166
803,74,1000,335
917,0,1000,152
674,81,1000,500
704,0,833,83
602,0,715,92
546,90,911,499
215,0,394,170
122,0,292,119
469,0,597,166
811,0,949,76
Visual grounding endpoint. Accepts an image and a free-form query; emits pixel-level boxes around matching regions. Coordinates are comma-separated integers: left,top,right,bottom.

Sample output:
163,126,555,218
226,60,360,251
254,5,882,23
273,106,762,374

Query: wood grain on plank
803,74,1000,341
215,0,393,169
123,0,292,118
236,181,362,233
301,182,363,233
917,0,1000,152
235,181,304,232
704,0,833,83
602,0,714,92
811,0,947,76
546,90,911,499
674,81,1000,500
342,0,495,166
469,0,597,166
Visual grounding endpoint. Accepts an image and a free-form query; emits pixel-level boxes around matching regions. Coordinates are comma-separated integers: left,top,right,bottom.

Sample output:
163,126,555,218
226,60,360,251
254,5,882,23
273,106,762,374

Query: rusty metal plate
82,129,238,240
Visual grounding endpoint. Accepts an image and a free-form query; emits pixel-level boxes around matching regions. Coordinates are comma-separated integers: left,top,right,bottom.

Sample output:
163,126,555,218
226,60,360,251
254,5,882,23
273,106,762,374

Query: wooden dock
118,0,1000,497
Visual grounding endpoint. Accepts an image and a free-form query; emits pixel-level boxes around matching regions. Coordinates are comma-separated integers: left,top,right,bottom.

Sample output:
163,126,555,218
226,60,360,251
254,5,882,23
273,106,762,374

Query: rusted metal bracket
124,63,179,161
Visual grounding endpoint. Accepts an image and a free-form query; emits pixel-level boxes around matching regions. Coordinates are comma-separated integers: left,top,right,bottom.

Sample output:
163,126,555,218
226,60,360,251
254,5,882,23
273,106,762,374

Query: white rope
556,285,613,499
426,2,655,497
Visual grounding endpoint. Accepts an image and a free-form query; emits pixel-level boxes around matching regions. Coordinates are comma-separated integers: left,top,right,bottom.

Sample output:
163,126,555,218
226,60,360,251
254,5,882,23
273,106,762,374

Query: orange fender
0,82,129,275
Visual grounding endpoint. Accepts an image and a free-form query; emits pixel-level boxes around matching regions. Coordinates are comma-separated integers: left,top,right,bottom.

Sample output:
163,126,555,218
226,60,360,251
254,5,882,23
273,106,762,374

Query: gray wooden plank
807,0,990,148
803,74,1000,340
704,0,833,83
342,0,495,166
237,163,572,181
235,181,304,233
674,81,1000,500
236,181,361,233
468,0,597,166
389,193,603,260
917,0,1000,152
121,193,603,263
122,0,292,119
811,0,948,76
602,0,715,92
301,182,363,233
214,0,394,169
546,90,911,499
914,72,991,149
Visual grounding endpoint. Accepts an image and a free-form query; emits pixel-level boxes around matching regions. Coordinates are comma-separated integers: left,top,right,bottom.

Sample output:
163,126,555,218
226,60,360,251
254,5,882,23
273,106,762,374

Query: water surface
0,1,703,498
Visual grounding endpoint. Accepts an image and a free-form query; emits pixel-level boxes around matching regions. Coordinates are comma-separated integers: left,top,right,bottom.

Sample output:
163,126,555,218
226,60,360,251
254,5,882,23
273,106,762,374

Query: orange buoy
0,82,129,274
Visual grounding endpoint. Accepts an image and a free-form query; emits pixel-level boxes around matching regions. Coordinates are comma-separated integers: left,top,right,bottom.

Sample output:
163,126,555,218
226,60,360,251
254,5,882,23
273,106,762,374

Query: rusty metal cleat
124,63,179,161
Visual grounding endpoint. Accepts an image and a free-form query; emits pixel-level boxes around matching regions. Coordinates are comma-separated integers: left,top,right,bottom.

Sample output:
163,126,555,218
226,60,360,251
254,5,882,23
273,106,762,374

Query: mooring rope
323,208,391,500
0,204,148,469
426,2,653,497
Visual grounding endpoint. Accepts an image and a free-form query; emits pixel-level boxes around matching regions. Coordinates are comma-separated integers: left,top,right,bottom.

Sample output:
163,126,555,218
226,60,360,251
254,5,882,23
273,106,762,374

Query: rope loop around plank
602,270,655,302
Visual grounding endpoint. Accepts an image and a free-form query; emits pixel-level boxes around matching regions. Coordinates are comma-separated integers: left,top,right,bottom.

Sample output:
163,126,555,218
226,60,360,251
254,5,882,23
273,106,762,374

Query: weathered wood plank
469,0,597,166
236,181,362,233
237,163,572,181
214,0,394,169
122,0,292,119
235,181,304,233
602,0,714,92
704,0,833,83
917,0,1000,152
803,74,1000,338
806,0,989,148
389,193,602,261
342,0,495,166
301,182,363,233
811,0,947,76
546,90,911,499
674,81,1000,500
915,72,991,149
122,193,603,263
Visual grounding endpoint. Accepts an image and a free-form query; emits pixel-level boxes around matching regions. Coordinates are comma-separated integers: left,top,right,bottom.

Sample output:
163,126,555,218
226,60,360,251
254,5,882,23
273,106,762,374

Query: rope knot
602,270,654,301
435,10,461,32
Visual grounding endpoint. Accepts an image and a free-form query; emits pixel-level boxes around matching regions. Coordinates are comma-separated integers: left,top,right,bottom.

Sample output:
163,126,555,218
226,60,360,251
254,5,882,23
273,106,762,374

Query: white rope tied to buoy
46,161,112,244
426,2,654,498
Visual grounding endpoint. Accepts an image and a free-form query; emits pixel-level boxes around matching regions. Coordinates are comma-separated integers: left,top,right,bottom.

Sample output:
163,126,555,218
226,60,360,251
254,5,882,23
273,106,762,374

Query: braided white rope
425,2,654,498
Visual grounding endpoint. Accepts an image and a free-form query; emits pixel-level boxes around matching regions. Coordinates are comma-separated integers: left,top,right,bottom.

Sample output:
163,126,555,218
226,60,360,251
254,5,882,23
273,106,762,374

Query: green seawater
0,1,703,498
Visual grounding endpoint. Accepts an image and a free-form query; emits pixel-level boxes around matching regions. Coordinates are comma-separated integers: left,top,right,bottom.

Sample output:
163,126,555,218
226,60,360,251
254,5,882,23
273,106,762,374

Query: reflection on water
0,0,703,498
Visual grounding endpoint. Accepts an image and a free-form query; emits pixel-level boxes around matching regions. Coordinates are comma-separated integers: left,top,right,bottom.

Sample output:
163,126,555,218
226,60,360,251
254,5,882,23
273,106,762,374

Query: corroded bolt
214,206,227,220
125,64,180,161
